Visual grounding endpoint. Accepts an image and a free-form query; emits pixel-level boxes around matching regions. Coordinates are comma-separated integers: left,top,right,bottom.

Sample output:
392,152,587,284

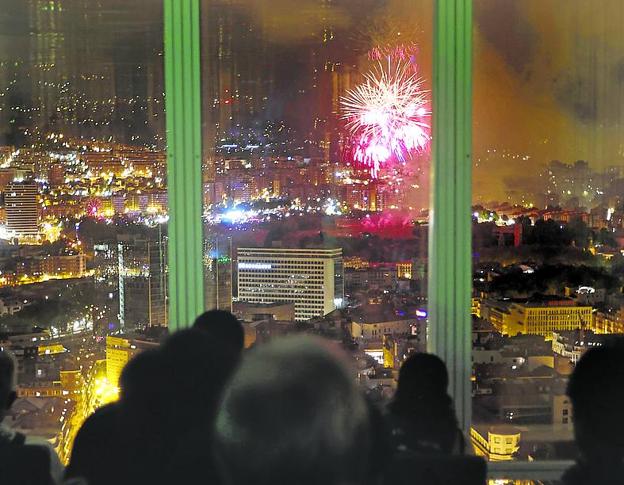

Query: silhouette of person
386,353,466,455
0,349,63,484
68,323,242,485
562,338,624,485
214,335,372,485
193,309,245,355
161,327,242,483
66,348,166,485
64,402,118,484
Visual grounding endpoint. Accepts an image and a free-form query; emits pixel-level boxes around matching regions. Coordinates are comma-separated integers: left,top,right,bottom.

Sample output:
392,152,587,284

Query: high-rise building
5,181,39,236
106,336,133,388
117,234,168,330
237,247,344,321
105,335,159,387
204,235,233,312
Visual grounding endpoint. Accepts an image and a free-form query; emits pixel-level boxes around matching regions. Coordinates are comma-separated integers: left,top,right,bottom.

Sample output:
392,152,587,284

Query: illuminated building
106,335,158,387
203,181,225,206
204,235,233,312
470,425,521,461
41,253,86,277
17,381,64,398
0,297,30,316
5,181,39,236
83,153,124,178
13,253,86,280
60,370,85,401
344,264,397,290
396,262,412,279
0,168,18,191
349,305,416,342
552,330,608,364
592,308,624,334
486,297,593,337
112,195,126,214
223,171,257,203
233,301,296,322
0,146,14,165
114,146,165,178
118,235,168,329
15,258,43,279
343,256,370,270
552,394,574,428
471,297,482,317
106,336,133,388
48,163,65,186
237,247,344,321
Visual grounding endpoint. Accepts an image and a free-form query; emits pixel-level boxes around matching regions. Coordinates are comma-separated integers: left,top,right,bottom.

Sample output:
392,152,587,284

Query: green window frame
163,0,572,479
164,0,204,328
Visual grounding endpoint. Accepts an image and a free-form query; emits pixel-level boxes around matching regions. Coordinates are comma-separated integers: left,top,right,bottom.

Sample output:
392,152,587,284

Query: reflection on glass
199,0,431,400
0,0,166,462
472,0,624,462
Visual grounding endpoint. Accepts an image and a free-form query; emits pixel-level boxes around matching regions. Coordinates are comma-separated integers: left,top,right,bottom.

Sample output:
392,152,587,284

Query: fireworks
341,61,430,177
368,43,419,62
85,198,102,217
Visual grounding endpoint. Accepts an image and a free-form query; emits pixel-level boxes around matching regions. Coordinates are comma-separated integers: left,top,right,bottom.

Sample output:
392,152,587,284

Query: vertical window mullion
428,0,473,432
164,0,205,330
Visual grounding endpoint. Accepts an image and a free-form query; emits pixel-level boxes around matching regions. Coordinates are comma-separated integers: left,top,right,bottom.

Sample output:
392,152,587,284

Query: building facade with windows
5,181,39,236
237,247,344,321
471,425,521,461
487,298,593,337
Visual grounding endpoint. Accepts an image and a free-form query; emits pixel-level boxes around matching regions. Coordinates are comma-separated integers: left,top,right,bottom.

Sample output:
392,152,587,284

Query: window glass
200,0,431,395
0,0,165,463
473,0,624,462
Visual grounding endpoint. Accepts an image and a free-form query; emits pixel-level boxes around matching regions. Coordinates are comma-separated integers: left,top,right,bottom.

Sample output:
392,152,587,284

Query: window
0,0,166,463
472,0,624,467
200,0,431,352
5,1,616,482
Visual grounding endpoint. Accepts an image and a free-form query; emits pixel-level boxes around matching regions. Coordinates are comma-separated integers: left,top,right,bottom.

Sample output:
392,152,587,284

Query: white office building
237,247,344,321
5,181,39,236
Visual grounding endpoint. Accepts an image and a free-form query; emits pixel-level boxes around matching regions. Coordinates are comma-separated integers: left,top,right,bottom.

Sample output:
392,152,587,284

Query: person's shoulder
90,401,119,419
78,402,119,434
22,437,64,484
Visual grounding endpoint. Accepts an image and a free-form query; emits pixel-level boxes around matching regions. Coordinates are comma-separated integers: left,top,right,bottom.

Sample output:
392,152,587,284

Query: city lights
238,262,272,270
2,0,624,476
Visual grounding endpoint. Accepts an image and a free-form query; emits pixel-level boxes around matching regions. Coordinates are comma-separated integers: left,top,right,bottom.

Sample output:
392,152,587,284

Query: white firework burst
341,61,430,177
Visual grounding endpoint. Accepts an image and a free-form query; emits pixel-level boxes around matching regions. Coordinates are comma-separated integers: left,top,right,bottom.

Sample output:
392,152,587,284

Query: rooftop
349,304,414,324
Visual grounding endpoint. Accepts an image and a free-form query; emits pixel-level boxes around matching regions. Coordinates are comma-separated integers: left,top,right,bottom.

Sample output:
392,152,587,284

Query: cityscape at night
1,1,624,484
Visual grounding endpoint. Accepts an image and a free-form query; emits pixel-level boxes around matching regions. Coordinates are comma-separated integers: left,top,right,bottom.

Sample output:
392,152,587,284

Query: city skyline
1,0,624,471
2,1,624,203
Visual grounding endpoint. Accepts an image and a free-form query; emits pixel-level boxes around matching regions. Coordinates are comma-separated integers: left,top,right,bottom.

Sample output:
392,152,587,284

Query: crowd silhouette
0,309,623,484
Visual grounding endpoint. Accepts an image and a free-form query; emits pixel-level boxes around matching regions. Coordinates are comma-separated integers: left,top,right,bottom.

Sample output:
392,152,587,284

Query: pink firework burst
341,61,430,177
368,43,419,63
86,198,101,217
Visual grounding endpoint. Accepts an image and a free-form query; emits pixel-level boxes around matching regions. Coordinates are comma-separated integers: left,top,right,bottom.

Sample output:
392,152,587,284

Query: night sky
1,0,624,203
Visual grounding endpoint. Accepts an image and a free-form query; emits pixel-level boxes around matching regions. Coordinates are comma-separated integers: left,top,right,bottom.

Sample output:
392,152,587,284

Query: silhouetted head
394,353,449,404
389,353,460,454
161,328,240,427
567,338,624,458
119,348,166,410
215,336,371,485
193,310,244,355
0,350,17,421
113,330,240,484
